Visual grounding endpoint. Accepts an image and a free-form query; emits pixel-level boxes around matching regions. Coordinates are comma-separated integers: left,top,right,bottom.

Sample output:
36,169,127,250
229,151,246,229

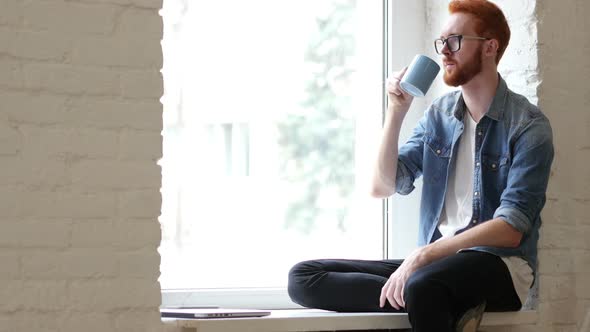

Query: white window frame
160,0,426,309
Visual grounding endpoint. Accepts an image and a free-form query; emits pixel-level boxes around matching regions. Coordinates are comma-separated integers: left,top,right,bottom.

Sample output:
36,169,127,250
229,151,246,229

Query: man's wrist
419,243,438,266
385,106,408,125
387,104,409,116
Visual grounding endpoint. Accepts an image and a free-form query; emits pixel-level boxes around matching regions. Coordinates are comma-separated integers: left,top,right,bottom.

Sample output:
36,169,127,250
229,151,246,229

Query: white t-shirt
437,112,533,306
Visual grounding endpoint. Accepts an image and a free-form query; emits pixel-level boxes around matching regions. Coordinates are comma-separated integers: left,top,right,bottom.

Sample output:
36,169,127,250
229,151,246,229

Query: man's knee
404,270,456,330
288,260,322,284
404,271,429,306
404,269,446,309
287,260,322,306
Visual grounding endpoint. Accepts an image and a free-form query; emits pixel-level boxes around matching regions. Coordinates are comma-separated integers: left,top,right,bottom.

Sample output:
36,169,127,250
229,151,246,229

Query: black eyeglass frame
434,34,491,54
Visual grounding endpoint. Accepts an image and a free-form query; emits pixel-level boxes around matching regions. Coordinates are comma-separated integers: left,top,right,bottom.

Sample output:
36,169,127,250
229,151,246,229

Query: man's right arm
371,108,408,198
371,68,414,198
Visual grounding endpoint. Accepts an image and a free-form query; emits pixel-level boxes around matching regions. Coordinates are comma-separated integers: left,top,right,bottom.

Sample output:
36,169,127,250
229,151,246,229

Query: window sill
161,309,538,332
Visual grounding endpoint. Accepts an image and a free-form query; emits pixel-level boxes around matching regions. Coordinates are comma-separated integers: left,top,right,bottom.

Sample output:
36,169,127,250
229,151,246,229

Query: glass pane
160,0,384,289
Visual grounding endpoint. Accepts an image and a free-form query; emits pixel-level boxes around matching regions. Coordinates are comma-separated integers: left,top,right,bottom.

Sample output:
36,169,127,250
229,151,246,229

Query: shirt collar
453,74,508,122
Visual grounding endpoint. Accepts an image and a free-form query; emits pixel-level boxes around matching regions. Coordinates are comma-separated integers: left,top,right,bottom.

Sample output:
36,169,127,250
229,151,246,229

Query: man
287,1,554,331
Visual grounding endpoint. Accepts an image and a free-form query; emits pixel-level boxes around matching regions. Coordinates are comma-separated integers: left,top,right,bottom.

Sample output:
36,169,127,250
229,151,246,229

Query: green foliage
277,0,357,234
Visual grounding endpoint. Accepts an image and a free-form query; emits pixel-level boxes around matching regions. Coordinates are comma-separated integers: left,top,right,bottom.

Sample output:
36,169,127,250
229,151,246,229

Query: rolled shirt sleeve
395,112,428,195
395,159,416,195
494,205,533,234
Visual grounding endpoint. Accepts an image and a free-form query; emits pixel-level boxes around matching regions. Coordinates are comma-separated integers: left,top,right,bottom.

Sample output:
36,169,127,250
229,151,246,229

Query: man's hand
379,246,431,310
386,67,414,114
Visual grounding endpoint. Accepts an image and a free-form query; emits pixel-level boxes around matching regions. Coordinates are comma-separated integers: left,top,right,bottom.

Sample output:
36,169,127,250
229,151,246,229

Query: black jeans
288,251,522,332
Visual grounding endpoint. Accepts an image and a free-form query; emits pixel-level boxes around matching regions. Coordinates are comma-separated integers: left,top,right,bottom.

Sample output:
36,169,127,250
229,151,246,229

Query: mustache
443,57,456,65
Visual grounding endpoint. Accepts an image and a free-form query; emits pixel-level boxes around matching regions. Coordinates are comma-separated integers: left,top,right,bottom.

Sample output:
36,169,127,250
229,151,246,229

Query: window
159,0,420,308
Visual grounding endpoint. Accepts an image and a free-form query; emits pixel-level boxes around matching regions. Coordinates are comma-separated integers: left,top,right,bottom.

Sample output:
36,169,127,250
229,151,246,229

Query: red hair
449,0,511,64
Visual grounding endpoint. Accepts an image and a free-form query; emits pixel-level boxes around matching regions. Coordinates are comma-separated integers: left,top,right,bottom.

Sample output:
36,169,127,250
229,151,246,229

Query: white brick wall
0,0,588,332
531,0,590,330
0,0,164,331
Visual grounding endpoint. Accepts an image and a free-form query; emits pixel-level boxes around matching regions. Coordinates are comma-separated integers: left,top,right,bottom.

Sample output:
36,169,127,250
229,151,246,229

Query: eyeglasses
434,34,490,54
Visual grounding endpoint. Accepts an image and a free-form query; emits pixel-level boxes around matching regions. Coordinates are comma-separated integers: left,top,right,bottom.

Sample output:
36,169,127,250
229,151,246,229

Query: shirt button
436,149,441,154
476,162,481,167
474,191,479,196
478,131,483,136
472,219,477,224
492,163,497,169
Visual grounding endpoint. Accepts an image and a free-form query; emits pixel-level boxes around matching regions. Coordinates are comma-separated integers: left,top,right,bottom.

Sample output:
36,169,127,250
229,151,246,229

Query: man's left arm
423,217,522,264
380,218,523,309
425,115,555,264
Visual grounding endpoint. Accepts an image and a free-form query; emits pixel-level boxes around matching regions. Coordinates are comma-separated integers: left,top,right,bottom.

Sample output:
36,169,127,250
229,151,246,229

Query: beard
443,45,484,87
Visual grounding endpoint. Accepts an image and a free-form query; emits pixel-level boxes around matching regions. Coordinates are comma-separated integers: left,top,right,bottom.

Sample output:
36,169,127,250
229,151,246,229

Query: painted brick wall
0,0,164,331
524,0,590,330
0,0,588,332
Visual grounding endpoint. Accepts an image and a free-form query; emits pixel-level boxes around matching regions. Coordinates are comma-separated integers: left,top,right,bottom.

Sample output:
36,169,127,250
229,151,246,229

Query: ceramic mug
400,54,441,97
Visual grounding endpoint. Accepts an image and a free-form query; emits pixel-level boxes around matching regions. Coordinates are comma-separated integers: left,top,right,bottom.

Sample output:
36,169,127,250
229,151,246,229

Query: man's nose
441,42,452,56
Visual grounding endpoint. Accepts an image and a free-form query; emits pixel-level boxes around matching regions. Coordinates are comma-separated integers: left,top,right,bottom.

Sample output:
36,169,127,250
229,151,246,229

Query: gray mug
400,54,441,97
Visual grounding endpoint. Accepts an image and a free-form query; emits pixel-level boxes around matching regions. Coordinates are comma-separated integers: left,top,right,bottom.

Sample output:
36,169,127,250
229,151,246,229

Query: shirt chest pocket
422,132,452,184
482,153,511,190
482,154,510,171
423,132,452,158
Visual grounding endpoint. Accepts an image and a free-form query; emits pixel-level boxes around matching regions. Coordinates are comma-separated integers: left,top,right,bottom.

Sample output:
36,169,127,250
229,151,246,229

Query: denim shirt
395,75,554,276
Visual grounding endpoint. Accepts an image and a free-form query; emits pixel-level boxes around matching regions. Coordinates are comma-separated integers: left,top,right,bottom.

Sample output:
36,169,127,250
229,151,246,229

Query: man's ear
484,39,500,59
